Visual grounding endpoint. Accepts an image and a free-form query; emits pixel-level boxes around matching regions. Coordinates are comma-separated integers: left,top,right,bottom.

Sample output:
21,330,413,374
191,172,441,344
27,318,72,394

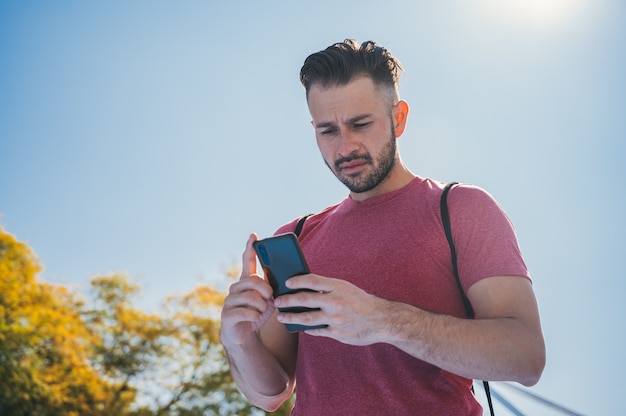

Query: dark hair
299,39,403,99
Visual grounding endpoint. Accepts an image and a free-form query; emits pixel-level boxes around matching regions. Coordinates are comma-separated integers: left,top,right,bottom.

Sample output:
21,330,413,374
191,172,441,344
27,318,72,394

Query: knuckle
299,312,313,323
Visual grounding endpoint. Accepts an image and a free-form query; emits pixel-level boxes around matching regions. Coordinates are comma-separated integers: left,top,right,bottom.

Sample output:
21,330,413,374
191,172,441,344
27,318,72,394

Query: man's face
307,77,398,197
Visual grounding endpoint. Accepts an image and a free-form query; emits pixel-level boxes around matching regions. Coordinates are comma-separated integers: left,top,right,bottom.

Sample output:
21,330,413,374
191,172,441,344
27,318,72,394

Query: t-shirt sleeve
448,184,531,292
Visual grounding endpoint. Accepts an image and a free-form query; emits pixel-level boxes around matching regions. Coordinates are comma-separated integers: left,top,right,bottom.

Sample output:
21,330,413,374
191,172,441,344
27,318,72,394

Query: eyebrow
314,114,373,130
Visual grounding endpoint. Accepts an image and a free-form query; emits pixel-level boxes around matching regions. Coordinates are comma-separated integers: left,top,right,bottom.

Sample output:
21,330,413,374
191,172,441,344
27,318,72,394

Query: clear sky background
1,1,624,414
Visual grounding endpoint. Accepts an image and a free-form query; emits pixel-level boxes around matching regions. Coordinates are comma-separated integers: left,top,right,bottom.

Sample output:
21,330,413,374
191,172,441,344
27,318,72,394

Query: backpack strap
294,214,312,238
440,182,495,416
440,182,474,318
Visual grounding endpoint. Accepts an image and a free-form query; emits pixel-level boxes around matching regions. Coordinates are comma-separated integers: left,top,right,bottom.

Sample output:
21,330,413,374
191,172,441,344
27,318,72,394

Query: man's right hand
220,233,276,347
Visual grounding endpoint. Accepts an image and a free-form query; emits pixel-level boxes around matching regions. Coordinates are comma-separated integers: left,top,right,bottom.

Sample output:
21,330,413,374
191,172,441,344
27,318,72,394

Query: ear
392,100,409,137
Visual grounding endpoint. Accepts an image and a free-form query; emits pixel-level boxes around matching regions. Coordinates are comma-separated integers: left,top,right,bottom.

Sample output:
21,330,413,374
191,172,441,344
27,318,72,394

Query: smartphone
253,233,327,332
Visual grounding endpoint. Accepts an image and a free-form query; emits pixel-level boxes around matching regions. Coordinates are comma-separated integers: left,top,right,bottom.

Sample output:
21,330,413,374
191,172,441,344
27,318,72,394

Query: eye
353,122,371,130
319,128,337,136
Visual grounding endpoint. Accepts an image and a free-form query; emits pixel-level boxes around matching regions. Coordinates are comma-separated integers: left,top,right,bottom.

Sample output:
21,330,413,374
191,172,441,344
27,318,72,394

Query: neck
349,160,415,202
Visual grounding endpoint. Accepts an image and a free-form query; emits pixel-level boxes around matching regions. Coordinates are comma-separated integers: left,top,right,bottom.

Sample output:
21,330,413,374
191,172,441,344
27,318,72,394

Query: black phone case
253,233,327,332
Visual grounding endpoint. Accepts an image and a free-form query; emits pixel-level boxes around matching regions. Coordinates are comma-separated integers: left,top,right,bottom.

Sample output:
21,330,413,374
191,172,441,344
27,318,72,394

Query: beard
326,125,397,194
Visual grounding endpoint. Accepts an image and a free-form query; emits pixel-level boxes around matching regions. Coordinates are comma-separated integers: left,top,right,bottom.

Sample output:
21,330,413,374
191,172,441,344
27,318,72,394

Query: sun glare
477,0,589,27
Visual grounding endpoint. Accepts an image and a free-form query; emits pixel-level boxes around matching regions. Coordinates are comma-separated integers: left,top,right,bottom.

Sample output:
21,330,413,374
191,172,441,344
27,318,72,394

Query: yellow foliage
1,225,263,415
225,264,241,280
0,226,127,415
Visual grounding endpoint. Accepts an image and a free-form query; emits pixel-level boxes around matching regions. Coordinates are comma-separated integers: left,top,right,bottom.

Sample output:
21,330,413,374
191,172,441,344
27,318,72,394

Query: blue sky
1,1,624,414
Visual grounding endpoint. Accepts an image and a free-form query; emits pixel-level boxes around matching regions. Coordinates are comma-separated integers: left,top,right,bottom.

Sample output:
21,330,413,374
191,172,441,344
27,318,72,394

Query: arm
275,273,545,386
220,234,298,411
386,275,545,385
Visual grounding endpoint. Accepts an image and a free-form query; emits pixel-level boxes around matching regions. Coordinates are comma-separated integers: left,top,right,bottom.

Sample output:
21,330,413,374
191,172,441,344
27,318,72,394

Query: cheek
316,138,335,161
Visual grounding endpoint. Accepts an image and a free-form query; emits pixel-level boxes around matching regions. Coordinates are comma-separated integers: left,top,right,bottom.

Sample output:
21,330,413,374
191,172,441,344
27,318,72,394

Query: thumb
240,233,259,279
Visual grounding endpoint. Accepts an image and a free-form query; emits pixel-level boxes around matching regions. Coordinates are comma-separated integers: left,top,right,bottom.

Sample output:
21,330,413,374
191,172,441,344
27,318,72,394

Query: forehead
307,77,388,122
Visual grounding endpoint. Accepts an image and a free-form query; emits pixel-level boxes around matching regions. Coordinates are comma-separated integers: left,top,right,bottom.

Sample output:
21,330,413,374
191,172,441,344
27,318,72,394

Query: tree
0,225,294,415
86,274,295,415
85,273,256,415
0,227,122,416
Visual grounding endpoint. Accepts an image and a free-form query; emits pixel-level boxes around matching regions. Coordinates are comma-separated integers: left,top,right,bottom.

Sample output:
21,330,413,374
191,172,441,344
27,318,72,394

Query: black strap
441,182,495,416
294,214,312,238
440,182,474,318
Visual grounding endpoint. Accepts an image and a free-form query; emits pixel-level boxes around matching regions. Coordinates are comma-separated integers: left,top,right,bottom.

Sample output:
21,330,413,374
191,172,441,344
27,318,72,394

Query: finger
277,307,326,328
286,274,336,292
227,275,273,302
275,290,324,310
240,233,259,280
221,305,271,337
303,326,329,336
222,292,271,319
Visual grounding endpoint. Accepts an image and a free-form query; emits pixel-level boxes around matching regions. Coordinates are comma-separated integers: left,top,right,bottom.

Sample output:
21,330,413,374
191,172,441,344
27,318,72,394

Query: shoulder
443,183,520,252
274,217,302,235
448,182,495,200
446,183,506,216
274,202,342,236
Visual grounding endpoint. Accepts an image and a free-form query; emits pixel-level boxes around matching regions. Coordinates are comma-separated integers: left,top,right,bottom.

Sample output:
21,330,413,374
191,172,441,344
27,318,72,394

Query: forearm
384,301,545,386
222,333,294,411
276,274,545,385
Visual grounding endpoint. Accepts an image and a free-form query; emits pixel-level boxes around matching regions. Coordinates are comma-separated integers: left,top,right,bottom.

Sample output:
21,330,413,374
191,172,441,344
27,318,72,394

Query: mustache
334,152,373,170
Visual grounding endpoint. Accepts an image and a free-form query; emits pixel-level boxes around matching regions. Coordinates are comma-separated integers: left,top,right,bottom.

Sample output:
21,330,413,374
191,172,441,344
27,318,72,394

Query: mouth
335,156,371,175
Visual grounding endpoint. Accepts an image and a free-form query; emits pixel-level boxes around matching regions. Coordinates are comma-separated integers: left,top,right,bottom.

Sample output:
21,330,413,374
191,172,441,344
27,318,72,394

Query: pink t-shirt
275,177,530,415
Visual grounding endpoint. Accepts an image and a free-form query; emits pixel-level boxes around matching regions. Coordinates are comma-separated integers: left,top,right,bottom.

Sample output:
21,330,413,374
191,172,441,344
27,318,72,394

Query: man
220,39,545,415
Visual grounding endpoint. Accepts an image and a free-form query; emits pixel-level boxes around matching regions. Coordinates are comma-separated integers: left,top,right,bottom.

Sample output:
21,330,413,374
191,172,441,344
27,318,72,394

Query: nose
336,128,360,158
